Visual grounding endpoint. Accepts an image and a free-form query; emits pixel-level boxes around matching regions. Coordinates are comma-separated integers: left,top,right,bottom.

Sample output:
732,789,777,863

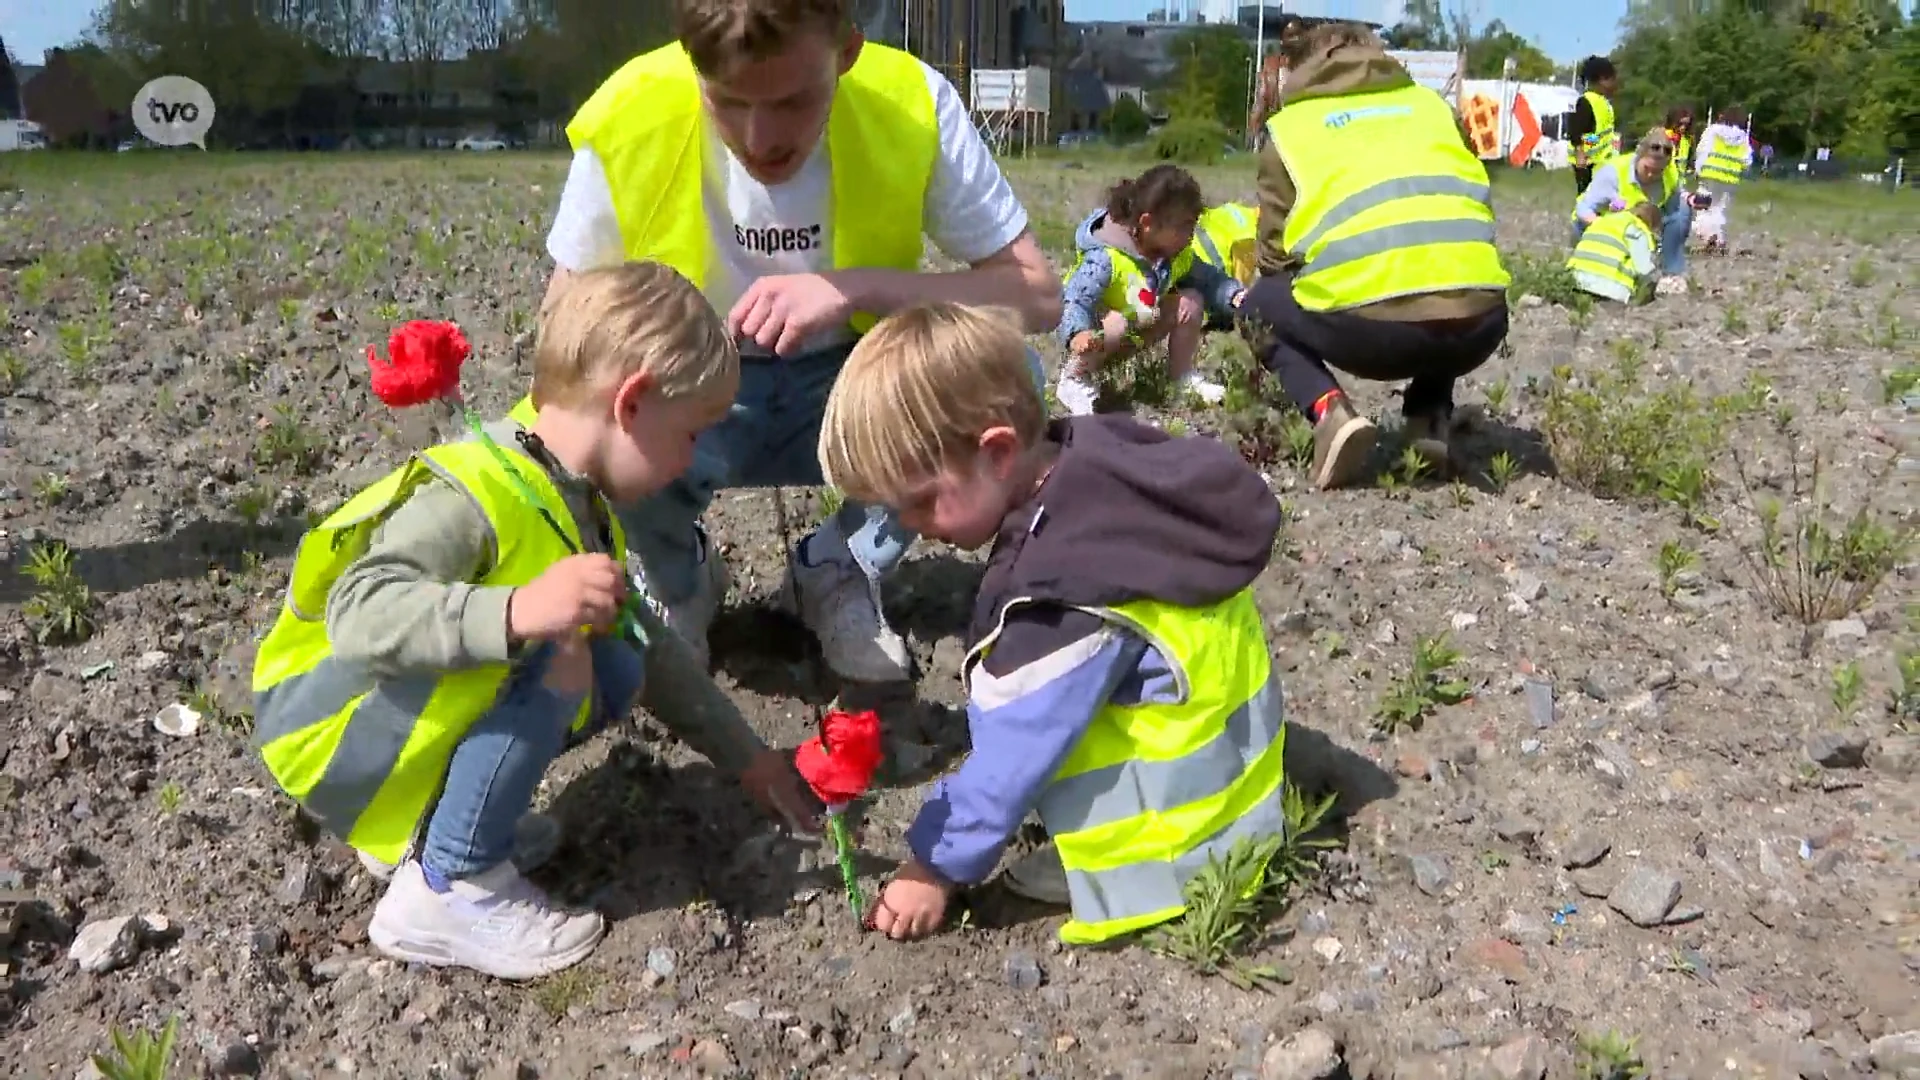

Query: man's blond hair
674,0,851,76
819,303,1045,506
532,262,738,410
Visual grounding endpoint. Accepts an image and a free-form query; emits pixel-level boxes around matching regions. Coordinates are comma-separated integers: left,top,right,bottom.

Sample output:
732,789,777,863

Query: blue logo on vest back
1323,105,1414,129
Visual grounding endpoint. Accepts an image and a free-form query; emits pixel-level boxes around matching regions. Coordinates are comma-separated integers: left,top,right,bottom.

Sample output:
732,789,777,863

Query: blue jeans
420,637,646,878
614,341,1048,605
1570,204,1692,277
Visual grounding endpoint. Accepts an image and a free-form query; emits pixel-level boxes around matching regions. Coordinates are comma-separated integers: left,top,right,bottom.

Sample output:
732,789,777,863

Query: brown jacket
1255,41,1503,322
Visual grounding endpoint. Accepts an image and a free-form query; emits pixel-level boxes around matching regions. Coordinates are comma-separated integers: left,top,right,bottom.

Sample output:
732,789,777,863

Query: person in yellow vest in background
1239,21,1511,491
1664,104,1696,181
1190,200,1260,326
1573,128,1702,296
813,303,1287,944
251,264,817,980
532,0,1061,687
1055,166,1245,415
1568,202,1663,305
1692,105,1753,254
1570,55,1621,196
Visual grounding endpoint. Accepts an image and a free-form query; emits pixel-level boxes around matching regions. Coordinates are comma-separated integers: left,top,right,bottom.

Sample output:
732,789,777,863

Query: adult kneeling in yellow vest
1572,128,1699,298
523,0,1060,687
252,264,816,981
814,304,1289,946
1239,21,1512,492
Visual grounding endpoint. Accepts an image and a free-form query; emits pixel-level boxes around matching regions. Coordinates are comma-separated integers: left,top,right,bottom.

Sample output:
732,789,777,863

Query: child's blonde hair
1632,202,1662,234
531,261,738,410
818,303,1046,506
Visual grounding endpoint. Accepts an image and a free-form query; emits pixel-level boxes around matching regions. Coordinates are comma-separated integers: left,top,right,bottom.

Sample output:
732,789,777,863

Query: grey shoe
999,843,1072,906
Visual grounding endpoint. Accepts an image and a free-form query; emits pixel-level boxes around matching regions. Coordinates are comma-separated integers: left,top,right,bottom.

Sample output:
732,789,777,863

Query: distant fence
1754,153,1910,190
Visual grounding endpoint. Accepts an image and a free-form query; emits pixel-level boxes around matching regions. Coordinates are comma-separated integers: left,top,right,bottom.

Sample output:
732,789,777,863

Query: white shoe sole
1313,419,1378,490
368,914,605,981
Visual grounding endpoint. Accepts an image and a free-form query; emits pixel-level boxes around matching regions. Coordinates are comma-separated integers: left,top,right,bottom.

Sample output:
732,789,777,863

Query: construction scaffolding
970,66,1050,155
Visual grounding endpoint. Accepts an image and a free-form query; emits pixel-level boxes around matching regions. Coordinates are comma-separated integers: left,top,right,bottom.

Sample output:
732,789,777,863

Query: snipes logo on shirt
734,223,823,254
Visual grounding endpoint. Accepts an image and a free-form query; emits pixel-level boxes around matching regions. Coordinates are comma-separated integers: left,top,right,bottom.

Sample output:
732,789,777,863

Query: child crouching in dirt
1567,202,1664,305
817,302,1289,944
1054,164,1246,416
250,262,815,980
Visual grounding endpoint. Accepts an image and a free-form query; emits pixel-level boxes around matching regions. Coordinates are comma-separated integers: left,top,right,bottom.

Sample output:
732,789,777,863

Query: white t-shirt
545,58,1029,356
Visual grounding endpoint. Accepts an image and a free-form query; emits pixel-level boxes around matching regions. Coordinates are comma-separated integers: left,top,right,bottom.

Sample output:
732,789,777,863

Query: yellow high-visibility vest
1265,84,1509,312
1567,212,1650,298
1572,154,1677,223
967,588,1288,945
1191,202,1258,284
1063,240,1195,329
509,41,939,424
1580,90,1618,166
251,440,625,864
1698,131,1747,186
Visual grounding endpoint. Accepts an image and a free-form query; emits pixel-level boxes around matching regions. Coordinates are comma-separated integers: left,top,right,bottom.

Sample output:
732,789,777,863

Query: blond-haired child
252,262,814,980
817,302,1289,945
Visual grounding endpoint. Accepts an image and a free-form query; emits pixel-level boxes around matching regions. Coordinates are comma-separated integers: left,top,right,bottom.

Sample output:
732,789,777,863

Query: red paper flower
794,709,884,807
1137,288,1157,310
367,320,469,407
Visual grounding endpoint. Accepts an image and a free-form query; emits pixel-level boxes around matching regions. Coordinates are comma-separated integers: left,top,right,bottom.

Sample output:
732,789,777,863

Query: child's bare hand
868,859,951,941
509,554,627,642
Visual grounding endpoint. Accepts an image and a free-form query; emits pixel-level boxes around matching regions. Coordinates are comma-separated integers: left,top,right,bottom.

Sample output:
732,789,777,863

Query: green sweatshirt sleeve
323,479,516,681
626,597,769,774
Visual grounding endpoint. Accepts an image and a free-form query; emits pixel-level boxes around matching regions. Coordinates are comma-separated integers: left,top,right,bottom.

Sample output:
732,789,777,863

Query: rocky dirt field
0,151,1915,1080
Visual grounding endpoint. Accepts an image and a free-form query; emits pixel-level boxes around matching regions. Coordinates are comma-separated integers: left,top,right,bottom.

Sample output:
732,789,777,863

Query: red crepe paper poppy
367,320,470,407
794,709,884,806
1136,288,1157,310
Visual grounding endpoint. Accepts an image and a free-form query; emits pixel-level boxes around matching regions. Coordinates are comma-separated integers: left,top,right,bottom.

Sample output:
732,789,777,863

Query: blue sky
4,0,1628,66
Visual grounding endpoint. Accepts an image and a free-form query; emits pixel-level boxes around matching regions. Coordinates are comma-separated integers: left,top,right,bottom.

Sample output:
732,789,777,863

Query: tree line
1610,0,1917,162
3,0,682,145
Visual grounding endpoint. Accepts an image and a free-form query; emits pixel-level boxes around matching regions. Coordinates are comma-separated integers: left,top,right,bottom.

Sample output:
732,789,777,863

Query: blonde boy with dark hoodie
816,302,1289,944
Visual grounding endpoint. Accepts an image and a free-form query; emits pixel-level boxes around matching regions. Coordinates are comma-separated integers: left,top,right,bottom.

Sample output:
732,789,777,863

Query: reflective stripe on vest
1699,134,1745,185
1566,214,1644,294
1582,91,1617,165
565,42,936,335
1192,203,1255,268
1267,85,1509,312
251,441,618,864
966,588,1287,945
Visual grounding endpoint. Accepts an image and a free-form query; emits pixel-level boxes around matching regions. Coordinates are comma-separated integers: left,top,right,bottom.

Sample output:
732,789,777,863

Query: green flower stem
826,807,865,922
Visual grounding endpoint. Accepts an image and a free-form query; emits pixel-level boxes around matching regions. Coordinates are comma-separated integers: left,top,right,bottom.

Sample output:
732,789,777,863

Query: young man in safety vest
814,302,1287,945
1573,128,1699,296
1568,202,1662,305
530,0,1060,687
252,264,816,980
1570,55,1620,196
1239,21,1512,491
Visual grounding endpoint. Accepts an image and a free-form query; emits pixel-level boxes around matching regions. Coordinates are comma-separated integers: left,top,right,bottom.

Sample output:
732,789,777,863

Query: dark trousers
1573,165,1594,196
1241,270,1511,419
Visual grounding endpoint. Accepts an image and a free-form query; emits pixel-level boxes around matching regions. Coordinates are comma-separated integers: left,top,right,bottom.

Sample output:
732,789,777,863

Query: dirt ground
1,151,1916,1080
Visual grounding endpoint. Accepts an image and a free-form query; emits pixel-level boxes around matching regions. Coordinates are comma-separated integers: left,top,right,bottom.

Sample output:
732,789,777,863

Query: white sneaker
367,860,604,981
781,526,913,683
1055,370,1098,416
357,811,563,882
650,525,730,670
1179,370,1228,405
1657,275,1690,297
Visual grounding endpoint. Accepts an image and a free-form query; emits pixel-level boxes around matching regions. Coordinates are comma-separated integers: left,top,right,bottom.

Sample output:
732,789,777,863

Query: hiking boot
1054,368,1099,416
652,524,730,671
1000,842,1072,907
368,859,604,981
1178,369,1228,405
1309,395,1377,491
1402,409,1451,475
781,524,913,684
358,812,563,882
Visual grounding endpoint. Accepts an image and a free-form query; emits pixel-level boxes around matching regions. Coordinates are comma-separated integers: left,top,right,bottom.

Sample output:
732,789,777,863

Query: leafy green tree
1462,20,1557,80
1108,93,1150,142
1161,25,1251,134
